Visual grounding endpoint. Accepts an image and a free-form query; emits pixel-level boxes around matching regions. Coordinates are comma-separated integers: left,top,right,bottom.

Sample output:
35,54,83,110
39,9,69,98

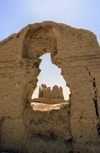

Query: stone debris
31,102,69,111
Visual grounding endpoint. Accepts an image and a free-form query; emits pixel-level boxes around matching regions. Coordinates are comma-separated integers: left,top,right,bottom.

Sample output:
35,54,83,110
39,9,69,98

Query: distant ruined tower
39,84,64,99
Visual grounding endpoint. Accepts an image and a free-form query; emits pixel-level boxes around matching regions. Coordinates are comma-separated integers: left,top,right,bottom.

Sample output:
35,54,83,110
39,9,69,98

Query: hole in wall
23,27,71,109
31,53,71,111
32,53,70,100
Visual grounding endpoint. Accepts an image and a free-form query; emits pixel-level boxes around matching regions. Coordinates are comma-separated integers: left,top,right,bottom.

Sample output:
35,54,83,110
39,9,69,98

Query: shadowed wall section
0,21,100,152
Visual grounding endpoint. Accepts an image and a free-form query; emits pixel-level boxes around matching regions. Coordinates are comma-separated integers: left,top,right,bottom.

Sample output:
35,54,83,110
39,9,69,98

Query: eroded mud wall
0,21,100,152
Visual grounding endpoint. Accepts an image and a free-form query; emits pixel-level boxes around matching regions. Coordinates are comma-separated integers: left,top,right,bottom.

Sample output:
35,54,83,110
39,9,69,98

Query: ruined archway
0,21,100,152
21,23,100,152
22,25,70,103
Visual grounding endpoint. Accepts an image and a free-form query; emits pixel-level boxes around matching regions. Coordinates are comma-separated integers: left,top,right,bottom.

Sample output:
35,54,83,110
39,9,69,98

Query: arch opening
32,53,70,100
31,53,71,111
22,26,71,107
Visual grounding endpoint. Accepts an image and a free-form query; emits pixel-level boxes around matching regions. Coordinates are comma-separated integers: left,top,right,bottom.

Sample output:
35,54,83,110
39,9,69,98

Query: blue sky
0,0,100,99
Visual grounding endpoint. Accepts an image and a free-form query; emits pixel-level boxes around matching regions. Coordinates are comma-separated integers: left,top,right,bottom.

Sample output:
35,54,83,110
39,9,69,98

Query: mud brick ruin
31,84,66,105
0,21,100,153
39,84,64,99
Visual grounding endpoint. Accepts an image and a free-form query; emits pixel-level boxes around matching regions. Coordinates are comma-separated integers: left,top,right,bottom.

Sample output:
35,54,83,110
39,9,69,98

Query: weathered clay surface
0,21,100,152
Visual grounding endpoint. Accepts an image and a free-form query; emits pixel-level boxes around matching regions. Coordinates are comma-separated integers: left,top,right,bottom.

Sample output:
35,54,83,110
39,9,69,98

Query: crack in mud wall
93,78,99,117
85,66,100,135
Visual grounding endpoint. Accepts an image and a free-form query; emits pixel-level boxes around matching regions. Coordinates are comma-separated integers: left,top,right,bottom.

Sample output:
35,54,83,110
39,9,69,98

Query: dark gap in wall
93,98,99,117
17,33,20,38
64,138,73,153
67,138,73,142
85,66,100,135
97,127,100,135
93,78,99,118
93,77,100,135
32,132,56,141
